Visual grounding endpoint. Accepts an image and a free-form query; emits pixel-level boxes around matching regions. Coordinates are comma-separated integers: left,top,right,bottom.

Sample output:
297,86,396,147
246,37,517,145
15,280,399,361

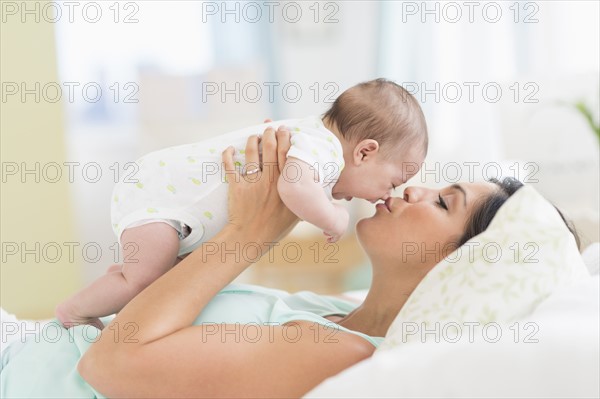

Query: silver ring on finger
243,167,261,176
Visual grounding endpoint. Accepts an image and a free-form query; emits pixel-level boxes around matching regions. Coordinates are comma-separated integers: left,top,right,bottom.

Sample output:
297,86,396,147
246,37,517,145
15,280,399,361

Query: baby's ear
354,139,380,162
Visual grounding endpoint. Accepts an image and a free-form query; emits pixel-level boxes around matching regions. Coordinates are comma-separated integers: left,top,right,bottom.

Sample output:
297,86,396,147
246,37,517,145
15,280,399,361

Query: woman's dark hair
457,177,581,250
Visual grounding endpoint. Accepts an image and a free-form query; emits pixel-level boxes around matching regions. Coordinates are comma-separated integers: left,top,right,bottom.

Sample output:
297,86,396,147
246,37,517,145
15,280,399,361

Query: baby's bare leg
106,264,123,274
55,222,180,329
105,254,186,276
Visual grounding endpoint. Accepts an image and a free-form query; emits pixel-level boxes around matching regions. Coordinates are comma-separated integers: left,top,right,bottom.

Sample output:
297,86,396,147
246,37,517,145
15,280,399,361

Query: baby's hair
322,78,428,161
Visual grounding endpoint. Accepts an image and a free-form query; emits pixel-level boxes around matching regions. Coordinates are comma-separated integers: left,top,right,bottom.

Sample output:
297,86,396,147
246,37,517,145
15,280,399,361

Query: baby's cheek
346,181,368,197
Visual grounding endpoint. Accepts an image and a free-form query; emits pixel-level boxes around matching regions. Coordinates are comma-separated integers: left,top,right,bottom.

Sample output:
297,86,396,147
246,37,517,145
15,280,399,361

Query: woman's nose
403,186,435,203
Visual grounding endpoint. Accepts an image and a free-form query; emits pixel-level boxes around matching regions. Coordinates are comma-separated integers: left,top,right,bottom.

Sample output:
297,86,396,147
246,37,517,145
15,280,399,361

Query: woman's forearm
111,227,266,345
83,128,297,362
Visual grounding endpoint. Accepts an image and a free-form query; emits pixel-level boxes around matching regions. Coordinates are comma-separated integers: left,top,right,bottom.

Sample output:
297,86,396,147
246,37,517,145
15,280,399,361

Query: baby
55,78,428,328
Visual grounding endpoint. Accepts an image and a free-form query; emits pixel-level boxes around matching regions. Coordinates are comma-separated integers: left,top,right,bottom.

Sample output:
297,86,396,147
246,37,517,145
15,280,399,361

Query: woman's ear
353,139,380,164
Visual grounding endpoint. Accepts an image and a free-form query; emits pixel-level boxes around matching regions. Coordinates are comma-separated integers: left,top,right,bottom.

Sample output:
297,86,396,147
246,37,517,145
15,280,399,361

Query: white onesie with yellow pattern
110,115,345,257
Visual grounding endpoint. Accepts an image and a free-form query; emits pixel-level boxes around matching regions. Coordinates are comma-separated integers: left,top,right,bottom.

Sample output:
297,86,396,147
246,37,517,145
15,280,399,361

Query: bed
1,187,599,398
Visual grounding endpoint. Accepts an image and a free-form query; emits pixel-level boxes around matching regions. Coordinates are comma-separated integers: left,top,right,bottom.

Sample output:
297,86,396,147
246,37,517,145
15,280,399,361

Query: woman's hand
222,126,299,245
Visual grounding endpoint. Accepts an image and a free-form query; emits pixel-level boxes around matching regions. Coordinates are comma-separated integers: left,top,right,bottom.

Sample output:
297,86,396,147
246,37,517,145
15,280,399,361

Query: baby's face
331,151,423,203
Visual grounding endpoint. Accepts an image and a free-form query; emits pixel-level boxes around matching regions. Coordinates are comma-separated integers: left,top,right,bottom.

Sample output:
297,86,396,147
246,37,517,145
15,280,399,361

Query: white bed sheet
306,274,600,398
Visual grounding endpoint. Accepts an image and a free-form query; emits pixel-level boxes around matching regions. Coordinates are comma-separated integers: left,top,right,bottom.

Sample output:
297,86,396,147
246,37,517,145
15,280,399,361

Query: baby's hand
323,203,349,243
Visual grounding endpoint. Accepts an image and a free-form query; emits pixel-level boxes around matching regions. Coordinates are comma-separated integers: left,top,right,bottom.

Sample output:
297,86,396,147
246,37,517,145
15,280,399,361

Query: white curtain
377,1,599,165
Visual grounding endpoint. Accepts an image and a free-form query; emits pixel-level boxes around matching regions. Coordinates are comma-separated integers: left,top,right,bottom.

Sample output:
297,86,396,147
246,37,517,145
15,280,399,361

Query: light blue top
1,283,383,398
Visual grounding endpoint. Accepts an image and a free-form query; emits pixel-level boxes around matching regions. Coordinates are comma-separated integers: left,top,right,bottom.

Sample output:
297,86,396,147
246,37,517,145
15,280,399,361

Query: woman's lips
385,197,393,211
376,198,393,212
376,200,391,212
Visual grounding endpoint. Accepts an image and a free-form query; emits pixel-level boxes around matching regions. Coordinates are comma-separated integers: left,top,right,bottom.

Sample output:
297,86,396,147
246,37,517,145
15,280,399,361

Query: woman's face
356,182,497,266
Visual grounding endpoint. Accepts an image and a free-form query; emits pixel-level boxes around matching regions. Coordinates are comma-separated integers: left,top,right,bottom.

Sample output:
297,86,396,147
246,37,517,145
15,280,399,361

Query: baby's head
324,78,428,202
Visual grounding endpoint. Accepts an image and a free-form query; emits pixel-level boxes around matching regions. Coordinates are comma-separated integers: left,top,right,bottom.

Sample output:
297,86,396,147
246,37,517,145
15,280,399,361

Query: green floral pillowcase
378,185,590,351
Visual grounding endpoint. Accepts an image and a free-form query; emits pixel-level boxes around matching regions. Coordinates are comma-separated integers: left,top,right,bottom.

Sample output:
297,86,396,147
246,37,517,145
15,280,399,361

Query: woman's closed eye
436,194,448,210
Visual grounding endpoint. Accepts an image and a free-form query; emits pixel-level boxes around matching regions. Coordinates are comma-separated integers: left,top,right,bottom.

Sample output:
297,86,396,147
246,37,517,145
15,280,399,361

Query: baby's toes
106,264,123,274
55,302,75,328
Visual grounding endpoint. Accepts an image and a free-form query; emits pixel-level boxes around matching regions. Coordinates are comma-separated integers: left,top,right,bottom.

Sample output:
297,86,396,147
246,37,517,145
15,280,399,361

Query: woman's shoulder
286,320,377,358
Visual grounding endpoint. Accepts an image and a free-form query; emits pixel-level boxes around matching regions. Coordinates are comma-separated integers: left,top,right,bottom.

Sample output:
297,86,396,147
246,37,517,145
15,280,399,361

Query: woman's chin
355,213,396,254
355,216,369,229
355,218,376,251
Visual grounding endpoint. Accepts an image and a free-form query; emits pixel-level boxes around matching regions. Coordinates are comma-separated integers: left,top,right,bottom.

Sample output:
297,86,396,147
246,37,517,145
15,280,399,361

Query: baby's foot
55,301,105,330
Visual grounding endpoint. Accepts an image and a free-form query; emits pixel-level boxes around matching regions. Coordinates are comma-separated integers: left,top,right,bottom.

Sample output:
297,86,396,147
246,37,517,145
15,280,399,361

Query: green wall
1,0,80,318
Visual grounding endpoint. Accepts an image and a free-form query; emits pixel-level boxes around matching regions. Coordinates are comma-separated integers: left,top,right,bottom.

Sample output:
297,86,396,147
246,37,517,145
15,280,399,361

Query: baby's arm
277,156,349,243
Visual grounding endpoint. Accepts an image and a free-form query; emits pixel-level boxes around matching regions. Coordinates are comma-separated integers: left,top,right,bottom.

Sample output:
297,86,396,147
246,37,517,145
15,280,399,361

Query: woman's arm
78,127,374,398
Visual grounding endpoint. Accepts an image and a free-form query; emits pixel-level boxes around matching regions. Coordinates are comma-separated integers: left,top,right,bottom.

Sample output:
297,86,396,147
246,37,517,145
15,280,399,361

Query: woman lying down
0,128,578,398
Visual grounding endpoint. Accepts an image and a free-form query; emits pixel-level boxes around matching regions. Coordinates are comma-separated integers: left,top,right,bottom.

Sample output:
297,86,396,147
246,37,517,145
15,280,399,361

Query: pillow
304,276,600,398
378,185,590,350
582,242,599,275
